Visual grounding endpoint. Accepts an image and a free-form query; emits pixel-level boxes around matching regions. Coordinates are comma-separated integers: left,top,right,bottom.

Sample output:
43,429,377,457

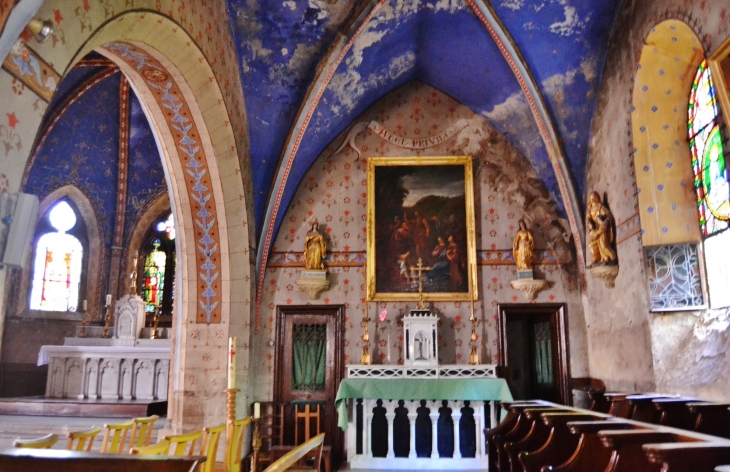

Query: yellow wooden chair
263,433,324,472
129,414,160,448
226,417,252,472
13,433,59,449
200,423,226,472
66,425,102,452
164,429,204,456
100,420,134,453
130,438,171,455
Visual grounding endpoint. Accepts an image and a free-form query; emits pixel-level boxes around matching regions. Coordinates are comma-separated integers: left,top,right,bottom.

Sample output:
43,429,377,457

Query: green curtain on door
292,324,327,391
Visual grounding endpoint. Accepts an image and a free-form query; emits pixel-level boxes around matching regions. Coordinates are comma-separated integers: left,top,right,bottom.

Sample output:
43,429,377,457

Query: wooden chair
294,403,322,445
263,433,324,472
13,433,59,449
66,425,102,452
227,417,252,472
254,402,286,470
130,414,160,448
199,423,225,472
130,439,171,455
165,430,204,456
100,421,134,453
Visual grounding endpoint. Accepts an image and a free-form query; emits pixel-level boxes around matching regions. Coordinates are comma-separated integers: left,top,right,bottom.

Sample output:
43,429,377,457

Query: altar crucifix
410,257,431,310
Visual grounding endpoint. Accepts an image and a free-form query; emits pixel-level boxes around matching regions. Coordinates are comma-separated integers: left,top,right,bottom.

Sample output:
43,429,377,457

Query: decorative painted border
2,42,60,102
114,75,129,247
616,213,641,244
267,249,570,268
254,0,386,333
103,41,222,324
465,0,586,273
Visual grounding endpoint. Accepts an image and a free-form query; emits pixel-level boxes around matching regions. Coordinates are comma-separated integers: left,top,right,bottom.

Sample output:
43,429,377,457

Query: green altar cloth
335,378,513,430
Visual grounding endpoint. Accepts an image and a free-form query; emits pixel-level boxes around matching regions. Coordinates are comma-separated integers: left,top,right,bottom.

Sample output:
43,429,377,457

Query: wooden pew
516,412,602,472
626,394,671,424
598,429,694,472
603,393,633,419
651,398,701,430
689,403,730,439
493,404,559,472
644,442,730,472
541,420,638,471
0,448,205,471
586,391,610,414
486,401,542,472
504,408,573,470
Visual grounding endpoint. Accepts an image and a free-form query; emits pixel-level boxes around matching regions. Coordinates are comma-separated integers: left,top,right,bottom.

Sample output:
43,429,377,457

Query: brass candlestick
151,306,161,339
101,304,111,338
469,298,479,365
128,251,139,295
224,387,239,472
250,418,262,472
361,298,371,365
79,320,87,338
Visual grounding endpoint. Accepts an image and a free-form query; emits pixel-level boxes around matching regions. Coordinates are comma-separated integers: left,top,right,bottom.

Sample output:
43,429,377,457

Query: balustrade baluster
408,401,417,458
452,401,462,459
365,399,373,458
430,401,439,459
387,400,395,458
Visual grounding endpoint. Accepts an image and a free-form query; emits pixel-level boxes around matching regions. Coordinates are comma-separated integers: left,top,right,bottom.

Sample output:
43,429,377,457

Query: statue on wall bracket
297,218,331,299
586,191,619,288
510,219,547,300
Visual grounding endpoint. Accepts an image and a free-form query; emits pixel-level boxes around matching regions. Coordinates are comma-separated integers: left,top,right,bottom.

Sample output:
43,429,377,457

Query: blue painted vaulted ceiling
229,0,621,246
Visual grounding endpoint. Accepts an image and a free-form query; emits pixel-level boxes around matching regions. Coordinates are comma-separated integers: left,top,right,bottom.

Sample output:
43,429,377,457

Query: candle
227,336,236,389
106,294,112,306
82,300,87,312
254,402,261,419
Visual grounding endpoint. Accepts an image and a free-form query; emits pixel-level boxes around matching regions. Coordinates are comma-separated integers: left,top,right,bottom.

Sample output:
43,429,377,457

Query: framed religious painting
366,156,477,302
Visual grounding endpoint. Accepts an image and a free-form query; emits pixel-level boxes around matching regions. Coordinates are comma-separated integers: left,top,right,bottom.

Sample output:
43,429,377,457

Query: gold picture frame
366,156,478,302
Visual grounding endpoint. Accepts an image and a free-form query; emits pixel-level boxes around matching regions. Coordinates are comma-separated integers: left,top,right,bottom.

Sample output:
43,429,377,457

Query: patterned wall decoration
102,41,222,325
2,42,60,102
252,82,585,401
631,20,703,246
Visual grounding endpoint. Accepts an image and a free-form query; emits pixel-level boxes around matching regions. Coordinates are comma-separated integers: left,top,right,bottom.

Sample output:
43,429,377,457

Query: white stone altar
37,295,171,401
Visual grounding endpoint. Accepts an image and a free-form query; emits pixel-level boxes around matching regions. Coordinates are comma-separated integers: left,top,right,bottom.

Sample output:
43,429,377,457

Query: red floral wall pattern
252,81,587,401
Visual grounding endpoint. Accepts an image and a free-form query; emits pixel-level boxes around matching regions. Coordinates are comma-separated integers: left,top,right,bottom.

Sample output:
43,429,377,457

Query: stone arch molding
61,10,253,329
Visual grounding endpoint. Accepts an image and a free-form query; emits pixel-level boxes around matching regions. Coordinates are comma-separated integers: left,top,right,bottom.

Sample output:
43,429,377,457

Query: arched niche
631,19,704,245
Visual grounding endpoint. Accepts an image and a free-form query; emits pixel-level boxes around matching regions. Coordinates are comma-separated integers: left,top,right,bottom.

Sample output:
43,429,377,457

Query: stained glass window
645,244,704,311
29,201,83,312
142,213,176,315
143,239,166,312
688,60,730,236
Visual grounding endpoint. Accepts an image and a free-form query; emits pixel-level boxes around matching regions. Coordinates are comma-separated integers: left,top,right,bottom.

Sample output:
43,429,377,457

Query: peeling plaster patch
580,55,598,85
483,91,542,156
500,0,525,11
430,0,468,13
328,52,416,116
694,308,730,341
549,2,585,37
543,68,578,122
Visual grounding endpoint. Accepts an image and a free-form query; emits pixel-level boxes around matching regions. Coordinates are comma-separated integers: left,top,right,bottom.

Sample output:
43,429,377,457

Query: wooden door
274,305,344,468
496,304,571,405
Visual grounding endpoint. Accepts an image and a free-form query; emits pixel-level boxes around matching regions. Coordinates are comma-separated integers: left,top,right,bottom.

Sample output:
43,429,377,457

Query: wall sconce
26,19,53,42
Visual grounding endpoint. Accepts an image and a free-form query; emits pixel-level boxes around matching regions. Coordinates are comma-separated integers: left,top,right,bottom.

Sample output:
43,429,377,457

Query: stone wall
585,0,730,398
252,81,588,401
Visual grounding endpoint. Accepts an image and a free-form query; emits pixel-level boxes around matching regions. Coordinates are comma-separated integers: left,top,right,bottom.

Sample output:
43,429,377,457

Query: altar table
335,377,513,429
336,377,513,470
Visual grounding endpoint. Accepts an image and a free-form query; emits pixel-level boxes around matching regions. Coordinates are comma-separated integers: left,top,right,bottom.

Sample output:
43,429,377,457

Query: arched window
140,212,176,322
29,201,86,312
688,59,730,308
688,59,730,235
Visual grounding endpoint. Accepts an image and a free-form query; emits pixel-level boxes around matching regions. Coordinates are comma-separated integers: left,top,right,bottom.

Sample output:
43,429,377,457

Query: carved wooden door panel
274,305,344,468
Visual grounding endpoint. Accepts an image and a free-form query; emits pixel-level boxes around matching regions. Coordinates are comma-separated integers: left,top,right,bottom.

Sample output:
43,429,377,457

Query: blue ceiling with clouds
226,0,622,241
